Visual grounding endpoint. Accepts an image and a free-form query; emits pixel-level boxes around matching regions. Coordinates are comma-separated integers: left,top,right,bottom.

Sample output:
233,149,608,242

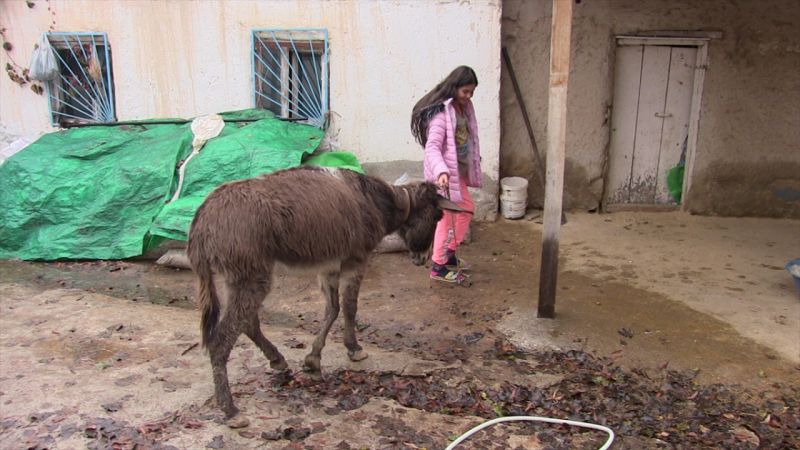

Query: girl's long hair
410,66,478,146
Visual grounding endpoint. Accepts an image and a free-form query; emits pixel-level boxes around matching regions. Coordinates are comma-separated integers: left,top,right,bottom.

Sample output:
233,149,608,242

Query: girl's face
455,84,476,107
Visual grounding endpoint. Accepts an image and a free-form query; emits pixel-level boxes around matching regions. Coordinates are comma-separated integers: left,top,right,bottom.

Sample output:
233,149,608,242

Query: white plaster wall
0,0,501,189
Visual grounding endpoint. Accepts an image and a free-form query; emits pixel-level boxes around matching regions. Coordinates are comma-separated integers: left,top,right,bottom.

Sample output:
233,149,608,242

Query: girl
410,66,481,284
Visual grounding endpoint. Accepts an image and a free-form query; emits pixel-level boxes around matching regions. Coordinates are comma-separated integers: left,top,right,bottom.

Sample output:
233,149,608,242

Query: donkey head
396,182,462,266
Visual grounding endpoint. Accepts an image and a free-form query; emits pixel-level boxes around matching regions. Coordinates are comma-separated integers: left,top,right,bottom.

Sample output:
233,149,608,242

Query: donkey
187,166,456,424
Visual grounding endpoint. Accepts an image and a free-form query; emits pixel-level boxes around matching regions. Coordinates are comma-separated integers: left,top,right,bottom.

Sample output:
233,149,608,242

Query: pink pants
432,182,474,265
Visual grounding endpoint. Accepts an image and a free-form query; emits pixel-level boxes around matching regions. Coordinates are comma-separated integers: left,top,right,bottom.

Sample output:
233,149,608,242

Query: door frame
608,35,712,211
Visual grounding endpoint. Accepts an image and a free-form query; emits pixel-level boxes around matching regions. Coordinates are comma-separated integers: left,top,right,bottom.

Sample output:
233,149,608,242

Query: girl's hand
437,172,449,190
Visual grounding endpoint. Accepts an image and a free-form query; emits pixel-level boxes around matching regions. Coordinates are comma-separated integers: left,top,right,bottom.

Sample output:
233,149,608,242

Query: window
252,29,328,128
46,32,115,126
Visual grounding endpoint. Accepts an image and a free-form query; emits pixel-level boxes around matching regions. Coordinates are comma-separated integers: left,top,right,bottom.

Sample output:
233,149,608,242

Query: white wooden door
606,44,697,205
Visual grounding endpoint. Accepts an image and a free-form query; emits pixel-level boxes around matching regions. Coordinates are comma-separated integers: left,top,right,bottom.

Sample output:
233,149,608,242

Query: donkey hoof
302,368,323,382
270,359,289,372
225,415,250,429
303,355,321,373
348,349,369,362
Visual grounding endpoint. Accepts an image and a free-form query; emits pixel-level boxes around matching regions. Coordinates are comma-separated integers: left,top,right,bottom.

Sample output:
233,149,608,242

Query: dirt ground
0,211,798,449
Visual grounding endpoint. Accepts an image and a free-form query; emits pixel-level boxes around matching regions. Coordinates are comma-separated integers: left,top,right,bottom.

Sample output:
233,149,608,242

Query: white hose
169,114,224,203
444,415,615,450
170,148,199,203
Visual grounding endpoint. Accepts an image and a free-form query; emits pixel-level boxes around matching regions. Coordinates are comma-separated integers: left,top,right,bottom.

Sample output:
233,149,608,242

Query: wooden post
538,0,573,318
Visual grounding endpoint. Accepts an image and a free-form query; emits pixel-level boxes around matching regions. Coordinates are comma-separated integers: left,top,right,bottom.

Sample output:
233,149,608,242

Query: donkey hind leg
239,269,287,371
245,314,288,371
207,315,242,421
208,277,268,425
304,270,341,378
341,265,368,362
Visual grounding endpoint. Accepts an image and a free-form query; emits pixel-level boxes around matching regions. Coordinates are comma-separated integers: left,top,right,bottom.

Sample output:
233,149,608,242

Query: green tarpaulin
0,109,361,261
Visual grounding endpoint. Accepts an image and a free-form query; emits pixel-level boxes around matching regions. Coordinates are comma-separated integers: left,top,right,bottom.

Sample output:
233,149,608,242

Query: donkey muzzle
410,250,428,266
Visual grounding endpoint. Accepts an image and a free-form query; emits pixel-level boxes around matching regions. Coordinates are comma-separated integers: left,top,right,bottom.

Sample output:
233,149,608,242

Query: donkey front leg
341,266,368,361
304,270,340,378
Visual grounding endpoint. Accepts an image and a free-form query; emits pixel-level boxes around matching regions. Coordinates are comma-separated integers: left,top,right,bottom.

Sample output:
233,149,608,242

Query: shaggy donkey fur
187,166,449,422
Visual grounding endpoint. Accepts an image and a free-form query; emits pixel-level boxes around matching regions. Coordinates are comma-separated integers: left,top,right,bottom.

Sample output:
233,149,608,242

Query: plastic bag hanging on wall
29,33,59,81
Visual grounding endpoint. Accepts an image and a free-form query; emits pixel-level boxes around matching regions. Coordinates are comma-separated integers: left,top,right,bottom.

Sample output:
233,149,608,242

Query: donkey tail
194,258,220,348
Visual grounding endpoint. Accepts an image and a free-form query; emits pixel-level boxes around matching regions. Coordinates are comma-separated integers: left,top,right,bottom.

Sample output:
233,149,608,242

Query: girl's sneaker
430,264,469,285
445,253,470,271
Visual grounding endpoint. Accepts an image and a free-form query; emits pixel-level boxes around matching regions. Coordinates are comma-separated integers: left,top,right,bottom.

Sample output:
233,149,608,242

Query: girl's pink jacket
422,98,482,203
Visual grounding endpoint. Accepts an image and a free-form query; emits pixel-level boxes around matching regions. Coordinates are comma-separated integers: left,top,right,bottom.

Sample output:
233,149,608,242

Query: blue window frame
252,29,329,128
45,32,115,126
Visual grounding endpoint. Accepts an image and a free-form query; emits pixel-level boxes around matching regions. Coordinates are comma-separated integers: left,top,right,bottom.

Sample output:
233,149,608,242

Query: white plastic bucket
500,176,528,219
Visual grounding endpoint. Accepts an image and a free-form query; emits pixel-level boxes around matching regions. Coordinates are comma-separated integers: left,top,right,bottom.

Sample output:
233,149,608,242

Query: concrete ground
507,211,800,376
0,211,798,449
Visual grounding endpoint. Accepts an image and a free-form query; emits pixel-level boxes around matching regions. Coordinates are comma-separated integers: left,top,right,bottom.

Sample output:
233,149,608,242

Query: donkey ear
437,196,466,212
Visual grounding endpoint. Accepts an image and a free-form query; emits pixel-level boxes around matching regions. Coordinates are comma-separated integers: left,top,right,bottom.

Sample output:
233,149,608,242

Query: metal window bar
51,37,109,120
269,34,322,119
282,34,323,116
306,35,329,115
45,32,115,125
255,35,321,119
251,29,328,128
252,51,319,120
253,31,323,119
252,47,310,117
75,34,112,118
